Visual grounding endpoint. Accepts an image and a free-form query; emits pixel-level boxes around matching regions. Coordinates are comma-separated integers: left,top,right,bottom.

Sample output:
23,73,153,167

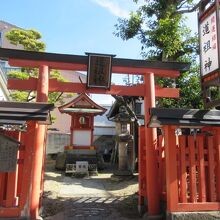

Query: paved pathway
59,176,110,198
44,196,141,220
43,164,141,220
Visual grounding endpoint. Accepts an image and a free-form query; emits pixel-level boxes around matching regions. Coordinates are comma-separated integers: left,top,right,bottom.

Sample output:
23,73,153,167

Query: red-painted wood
7,78,180,98
144,73,160,215
197,135,206,202
188,136,197,203
215,128,220,201
158,135,165,197
16,143,25,199
90,116,94,145
138,126,146,208
0,207,20,217
179,135,187,203
30,65,49,220
8,58,180,77
177,202,220,212
5,172,17,207
164,126,178,212
207,136,215,202
0,173,5,205
19,123,35,209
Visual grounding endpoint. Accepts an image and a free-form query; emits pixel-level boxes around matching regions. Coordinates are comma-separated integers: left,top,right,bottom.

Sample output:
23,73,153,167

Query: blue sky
1,0,198,58
1,0,198,104
1,0,143,59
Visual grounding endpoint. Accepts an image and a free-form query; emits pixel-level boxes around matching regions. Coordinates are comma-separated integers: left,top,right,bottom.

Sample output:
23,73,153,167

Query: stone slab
167,211,220,220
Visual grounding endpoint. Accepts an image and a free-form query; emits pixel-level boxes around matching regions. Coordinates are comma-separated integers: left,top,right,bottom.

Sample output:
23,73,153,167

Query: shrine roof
0,48,190,72
59,93,107,115
0,101,54,125
149,108,220,128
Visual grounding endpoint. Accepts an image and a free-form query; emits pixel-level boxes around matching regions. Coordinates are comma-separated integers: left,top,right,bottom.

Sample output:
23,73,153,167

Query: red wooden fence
154,126,220,212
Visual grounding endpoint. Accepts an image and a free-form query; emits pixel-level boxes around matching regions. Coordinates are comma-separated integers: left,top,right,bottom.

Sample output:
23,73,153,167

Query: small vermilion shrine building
59,93,106,150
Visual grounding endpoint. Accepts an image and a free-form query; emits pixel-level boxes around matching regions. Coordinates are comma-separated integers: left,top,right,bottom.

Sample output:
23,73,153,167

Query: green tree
115,0,203,109
6,28,71,104
6,29,45,51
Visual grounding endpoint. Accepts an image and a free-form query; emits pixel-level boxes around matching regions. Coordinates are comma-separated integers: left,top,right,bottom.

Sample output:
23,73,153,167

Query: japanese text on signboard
200,11,219,76
87,55,112,89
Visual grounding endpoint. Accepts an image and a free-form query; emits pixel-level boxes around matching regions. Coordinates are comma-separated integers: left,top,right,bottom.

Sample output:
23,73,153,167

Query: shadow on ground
43,160,140,219
42,193,140,219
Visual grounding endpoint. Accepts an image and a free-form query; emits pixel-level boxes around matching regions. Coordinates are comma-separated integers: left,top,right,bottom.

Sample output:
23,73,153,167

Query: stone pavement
44,196,141,220
59,176,110,198
43,163,140,220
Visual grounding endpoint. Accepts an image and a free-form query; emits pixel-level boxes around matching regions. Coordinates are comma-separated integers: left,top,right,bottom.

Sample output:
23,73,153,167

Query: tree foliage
6,28,71,105
115,0,203,109
6,29,45,51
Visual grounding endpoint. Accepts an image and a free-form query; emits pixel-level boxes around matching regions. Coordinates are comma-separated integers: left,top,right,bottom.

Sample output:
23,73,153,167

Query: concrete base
167,211,220,220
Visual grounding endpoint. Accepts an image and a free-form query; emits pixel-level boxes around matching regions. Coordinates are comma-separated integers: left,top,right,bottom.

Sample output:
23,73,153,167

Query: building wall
94,105,116,136
0,20,23,49
0,20,24,101
46,132,70,154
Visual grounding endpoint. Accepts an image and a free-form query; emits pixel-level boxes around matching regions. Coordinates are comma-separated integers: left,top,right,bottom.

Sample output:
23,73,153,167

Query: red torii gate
0,48,189,220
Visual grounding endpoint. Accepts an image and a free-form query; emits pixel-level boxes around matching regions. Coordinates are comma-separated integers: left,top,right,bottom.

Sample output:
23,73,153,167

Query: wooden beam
8,59,86,72
8,78,180,98
177,202,220,212
8,59,180,78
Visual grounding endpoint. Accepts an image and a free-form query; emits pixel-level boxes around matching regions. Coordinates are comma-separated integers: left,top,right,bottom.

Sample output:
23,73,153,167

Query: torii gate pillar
30,65,49,220
144,72,160,216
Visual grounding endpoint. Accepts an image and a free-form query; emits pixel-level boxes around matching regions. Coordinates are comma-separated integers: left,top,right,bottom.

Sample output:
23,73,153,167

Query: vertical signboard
199,0,220,108
86,53,114,89
200,11,219,76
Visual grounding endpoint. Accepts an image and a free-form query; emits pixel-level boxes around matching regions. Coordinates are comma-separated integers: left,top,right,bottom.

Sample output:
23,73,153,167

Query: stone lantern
113,106,134,176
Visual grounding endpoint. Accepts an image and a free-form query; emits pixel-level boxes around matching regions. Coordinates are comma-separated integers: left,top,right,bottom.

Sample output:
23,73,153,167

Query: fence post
164,126,178,212
197,135,206,202
216,128,220,201
179,135,187,203
188,136,197,203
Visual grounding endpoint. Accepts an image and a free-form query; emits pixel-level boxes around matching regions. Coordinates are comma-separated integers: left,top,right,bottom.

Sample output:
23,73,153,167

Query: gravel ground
42,160,141,220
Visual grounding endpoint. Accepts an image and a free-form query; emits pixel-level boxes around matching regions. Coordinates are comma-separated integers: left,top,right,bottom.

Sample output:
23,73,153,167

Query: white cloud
92,0,130,18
